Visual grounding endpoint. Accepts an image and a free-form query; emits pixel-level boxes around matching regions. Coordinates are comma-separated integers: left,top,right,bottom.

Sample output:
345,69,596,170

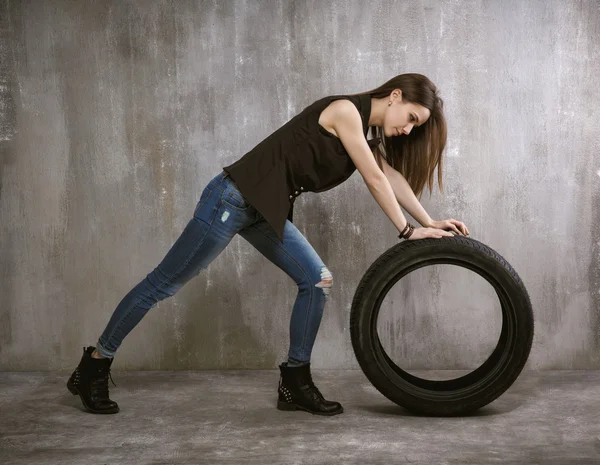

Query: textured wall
0,0,598,370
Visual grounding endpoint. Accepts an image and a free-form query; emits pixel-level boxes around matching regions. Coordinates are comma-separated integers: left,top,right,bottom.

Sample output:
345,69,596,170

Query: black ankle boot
67,346,119,414
276,361,343,416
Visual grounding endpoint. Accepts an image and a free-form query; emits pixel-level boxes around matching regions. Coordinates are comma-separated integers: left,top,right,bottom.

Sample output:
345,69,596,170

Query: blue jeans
95,170,333,364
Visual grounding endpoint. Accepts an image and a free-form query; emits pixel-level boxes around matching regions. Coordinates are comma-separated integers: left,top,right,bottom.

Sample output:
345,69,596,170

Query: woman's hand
407,227,455,240
427,219,470,236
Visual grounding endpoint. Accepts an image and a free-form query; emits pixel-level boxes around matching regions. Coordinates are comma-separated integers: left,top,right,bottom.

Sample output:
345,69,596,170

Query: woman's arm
377,155,433,228
331,100,409,234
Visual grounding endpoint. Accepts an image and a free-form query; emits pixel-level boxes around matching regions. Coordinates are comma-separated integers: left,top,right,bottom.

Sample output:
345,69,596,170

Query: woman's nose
403,123,414,135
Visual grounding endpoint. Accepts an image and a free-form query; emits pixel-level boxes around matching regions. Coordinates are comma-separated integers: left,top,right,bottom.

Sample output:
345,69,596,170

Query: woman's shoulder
309,93,361,108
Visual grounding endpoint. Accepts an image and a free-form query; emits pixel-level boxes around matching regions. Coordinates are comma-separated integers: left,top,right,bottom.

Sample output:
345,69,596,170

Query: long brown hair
351,73,447,199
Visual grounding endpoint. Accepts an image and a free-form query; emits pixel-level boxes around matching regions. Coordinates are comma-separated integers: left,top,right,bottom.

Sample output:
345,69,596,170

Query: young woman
67,73,470,417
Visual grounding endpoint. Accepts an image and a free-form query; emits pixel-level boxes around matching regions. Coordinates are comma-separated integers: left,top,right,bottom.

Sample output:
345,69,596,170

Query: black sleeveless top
222,93,376,243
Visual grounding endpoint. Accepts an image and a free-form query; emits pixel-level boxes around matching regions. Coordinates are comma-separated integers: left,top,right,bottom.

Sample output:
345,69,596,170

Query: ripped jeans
95,170,333,364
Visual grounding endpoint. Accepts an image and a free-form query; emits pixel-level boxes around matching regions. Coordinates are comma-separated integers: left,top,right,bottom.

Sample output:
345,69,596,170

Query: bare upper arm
330,99,386,186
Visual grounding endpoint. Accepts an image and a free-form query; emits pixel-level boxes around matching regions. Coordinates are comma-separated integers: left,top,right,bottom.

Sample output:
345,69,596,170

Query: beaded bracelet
398,221,415,240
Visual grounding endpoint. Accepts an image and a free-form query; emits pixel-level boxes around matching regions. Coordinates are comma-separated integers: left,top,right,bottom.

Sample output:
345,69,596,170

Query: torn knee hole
315,266,333,297
316,277,333,288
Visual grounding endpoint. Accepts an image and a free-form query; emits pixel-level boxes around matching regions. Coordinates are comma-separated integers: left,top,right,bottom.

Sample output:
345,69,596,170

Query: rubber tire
350,235,534,416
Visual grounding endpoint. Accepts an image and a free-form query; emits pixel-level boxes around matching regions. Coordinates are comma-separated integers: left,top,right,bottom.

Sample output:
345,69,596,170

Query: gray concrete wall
0,0,598,370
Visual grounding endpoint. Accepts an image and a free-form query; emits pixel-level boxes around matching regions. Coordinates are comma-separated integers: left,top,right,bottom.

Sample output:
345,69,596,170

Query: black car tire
350,236,534,416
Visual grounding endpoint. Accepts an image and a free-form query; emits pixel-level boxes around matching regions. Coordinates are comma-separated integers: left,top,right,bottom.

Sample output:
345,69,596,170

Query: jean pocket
222,183,251,210
193,185,214,219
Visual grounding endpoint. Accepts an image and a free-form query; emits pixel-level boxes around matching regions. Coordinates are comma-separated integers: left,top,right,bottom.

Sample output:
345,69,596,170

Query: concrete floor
0,369,598,465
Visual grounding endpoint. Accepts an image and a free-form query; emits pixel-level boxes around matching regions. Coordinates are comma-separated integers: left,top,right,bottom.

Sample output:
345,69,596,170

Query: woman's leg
95,171,258,358
238,217,333,365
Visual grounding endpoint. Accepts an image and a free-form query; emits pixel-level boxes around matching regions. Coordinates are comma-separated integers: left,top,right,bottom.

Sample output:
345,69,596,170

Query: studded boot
276,361,343,416
67,346,119,414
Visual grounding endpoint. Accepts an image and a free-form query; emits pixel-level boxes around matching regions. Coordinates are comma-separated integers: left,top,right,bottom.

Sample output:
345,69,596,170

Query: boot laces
91,368,117,399
306,384,324,402
303,373,325,402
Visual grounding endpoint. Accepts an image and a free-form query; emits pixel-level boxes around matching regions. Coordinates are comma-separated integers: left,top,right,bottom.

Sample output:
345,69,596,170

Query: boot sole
67,380,120,414
277,400,343,416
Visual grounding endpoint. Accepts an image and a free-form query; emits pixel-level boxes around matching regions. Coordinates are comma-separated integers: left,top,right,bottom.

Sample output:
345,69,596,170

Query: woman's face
384,89,431,138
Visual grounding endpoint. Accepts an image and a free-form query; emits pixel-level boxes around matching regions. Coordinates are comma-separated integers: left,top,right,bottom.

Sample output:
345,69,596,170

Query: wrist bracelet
398,222,415,240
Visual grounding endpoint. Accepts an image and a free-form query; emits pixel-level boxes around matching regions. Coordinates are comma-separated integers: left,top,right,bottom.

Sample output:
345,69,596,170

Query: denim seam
245,222,316,361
